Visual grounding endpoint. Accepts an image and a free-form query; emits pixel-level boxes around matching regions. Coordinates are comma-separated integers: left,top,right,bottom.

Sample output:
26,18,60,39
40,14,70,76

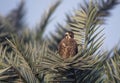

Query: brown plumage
58,31,78,59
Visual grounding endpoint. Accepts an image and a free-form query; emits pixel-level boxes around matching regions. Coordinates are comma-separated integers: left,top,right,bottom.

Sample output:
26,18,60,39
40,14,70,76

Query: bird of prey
58,31,78,59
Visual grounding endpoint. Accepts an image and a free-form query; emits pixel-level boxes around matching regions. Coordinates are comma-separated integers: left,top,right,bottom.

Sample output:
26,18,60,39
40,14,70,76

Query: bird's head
65,31,74,39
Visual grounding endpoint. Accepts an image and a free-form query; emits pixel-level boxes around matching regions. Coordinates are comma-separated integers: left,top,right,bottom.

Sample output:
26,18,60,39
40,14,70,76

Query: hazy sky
0,0,120,50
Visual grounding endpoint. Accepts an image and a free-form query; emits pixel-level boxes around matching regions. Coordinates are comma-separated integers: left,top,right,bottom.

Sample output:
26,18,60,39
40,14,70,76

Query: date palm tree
0,0,119,83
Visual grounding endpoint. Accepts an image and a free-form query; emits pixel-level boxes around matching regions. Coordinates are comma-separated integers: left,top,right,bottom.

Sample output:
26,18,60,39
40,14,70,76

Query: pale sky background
0,0,120,50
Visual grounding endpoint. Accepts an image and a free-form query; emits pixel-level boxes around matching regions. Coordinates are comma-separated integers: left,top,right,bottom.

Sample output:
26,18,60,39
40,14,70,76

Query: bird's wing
58,39,66,55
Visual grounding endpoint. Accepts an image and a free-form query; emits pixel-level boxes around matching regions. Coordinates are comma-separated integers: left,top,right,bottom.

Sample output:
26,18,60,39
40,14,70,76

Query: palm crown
0,0,120,83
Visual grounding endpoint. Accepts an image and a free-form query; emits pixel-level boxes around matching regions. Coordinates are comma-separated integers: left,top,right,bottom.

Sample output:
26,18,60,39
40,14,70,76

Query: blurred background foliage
0,0,120,83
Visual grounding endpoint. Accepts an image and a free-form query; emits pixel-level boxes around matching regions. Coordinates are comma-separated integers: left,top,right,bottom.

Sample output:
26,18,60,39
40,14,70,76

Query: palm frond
47,0,119,52
103,47,120,82
39,0,119,82
0,0,119,83
6,35,49,82
0,16,16,51
6,0,25,32
5,39,40,83
35,1,61,41
0,45,20,82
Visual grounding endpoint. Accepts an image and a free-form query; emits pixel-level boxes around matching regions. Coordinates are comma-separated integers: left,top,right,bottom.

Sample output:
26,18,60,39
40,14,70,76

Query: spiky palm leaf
7,36,50,82
0,0,119,83
0,0,26,51
0,15,17,51
35,1,61,41
0,1,62,82
47,0,119,52
6,0,25,32
4,39,40,83
40,0,119,82
69,0,118,49
102,47,120,83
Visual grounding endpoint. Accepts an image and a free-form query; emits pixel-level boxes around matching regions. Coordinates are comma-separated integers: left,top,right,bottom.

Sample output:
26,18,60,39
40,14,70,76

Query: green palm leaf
40,0,119,82
6,0,25,31
35,1,61,41
6,39,40,83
